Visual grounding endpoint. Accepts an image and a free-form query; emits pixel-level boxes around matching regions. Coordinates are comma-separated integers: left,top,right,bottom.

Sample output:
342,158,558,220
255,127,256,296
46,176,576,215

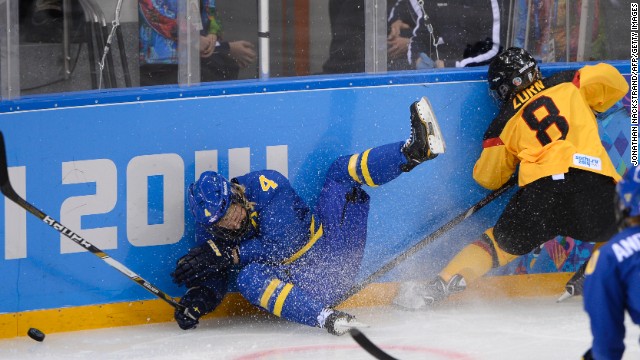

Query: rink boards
0,62,632,338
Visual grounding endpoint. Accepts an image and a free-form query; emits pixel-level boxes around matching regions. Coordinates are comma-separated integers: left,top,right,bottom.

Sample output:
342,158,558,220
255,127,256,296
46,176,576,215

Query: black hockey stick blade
349,328,398,360
0,132,184,311
336,176,517,305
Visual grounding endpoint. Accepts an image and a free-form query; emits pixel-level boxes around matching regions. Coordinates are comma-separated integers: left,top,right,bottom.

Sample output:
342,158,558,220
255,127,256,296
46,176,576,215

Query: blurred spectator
398,0,501,68
322,0,365,74
512,0,627,63
138,0,256,86
20,0,62,43
460,38,503,67
386,0,414,71
321,0,434,74
19,0,84,44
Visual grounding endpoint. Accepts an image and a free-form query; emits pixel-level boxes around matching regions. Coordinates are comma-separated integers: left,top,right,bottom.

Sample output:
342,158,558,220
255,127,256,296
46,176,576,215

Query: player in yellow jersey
394,47,629,309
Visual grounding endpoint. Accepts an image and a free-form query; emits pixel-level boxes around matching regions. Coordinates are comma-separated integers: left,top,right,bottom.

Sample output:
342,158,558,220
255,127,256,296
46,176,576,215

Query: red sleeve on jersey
483,137,504,148
572,71,581,88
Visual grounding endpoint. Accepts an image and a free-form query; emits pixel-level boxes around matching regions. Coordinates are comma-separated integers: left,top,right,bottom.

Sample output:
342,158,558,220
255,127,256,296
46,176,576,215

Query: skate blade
416,97,446,154
556,291,573,303
334,319,370,336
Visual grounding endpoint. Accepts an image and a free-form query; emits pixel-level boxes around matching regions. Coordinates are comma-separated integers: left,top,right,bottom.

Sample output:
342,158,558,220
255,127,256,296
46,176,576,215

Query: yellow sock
440,242,494,284
440,228,518,283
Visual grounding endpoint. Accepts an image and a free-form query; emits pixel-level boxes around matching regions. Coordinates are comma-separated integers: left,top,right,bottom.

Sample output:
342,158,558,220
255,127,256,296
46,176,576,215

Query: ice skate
323,310,369,336
393,275,466,310
401,97,446,171
557,261,587,303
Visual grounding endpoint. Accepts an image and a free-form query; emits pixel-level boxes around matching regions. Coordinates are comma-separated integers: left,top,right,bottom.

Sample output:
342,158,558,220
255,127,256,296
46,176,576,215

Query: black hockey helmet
487,47,541,102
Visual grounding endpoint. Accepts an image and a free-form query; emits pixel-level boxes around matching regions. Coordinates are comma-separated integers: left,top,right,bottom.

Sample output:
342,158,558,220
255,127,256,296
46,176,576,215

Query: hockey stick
0,132,185,312
349,328,398,360
337,176,518,305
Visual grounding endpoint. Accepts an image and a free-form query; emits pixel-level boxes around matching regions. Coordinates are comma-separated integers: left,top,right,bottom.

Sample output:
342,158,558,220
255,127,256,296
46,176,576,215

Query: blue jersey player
583,165,640,359
170,97,446,335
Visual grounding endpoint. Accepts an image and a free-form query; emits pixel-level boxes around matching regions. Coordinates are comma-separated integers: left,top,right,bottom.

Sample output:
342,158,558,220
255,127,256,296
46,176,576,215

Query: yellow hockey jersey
473,63,629,190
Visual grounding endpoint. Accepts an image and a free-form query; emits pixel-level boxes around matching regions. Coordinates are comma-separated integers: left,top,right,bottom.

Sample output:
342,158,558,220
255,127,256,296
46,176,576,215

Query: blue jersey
194,141,408,327
583,225,640,360
194,169,316,264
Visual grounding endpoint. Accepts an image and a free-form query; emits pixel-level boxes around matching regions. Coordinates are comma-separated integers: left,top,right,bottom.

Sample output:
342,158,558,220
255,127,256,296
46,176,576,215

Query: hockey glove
174,286,219,330
171,239,238,287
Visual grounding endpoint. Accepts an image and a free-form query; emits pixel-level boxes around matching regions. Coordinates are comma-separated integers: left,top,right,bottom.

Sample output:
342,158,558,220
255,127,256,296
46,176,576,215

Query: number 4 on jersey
259,175,278,191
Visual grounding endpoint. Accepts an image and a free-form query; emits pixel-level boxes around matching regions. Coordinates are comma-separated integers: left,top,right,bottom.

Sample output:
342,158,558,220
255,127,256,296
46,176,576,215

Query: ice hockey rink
1,296,639,360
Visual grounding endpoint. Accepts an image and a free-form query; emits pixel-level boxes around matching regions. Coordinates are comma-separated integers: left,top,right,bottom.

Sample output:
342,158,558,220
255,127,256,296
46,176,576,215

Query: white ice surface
1,296,638,360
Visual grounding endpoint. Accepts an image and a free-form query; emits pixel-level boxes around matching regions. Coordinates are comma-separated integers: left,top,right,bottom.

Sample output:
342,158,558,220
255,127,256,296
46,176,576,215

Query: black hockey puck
27,327,45,342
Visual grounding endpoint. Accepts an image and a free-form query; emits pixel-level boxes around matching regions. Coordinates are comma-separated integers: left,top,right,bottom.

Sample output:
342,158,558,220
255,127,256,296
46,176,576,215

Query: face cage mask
204,189,251,242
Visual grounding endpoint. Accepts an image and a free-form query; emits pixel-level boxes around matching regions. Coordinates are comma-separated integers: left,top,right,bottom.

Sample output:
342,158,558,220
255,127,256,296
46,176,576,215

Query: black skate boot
393,274,466,310
401,97,446,172
557,260,588,302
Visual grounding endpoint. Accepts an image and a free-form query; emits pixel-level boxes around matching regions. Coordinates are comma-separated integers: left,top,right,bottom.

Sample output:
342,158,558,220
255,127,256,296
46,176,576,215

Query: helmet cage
188,171,252,241
188,172,232,225
204,188,251,241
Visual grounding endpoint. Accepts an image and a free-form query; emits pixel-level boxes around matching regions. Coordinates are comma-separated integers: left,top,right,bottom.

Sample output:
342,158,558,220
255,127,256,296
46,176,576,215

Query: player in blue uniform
582,165,640,359
170,97,446,335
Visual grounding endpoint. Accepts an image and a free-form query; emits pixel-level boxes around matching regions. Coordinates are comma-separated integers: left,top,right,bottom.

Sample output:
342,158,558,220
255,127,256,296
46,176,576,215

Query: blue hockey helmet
616,166,640,220
188,171,233,225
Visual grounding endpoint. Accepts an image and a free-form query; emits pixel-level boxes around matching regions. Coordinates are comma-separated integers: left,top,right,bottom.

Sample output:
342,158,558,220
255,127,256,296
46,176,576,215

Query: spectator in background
138,0,256,86
460,38,503,67
20,0,63,43
19,0,84,44
386,0,417,71
322,0,365,74
321,0,439,74
324,0,498,73
394,0,501,69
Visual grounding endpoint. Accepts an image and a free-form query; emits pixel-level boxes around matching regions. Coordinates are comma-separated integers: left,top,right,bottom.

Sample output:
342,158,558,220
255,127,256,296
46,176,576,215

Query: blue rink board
0,62,631,313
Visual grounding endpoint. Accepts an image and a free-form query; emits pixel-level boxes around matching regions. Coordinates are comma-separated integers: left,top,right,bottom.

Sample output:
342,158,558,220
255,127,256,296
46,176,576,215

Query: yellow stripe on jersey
249,211,258,228
348,153,362,184
260,279,280,309
282,215,323,265
360,148,378,187
273,283,294,317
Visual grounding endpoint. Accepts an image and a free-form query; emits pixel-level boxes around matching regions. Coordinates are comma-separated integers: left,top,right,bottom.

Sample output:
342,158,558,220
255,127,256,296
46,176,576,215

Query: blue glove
171,239,237,288
174,286,218,330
